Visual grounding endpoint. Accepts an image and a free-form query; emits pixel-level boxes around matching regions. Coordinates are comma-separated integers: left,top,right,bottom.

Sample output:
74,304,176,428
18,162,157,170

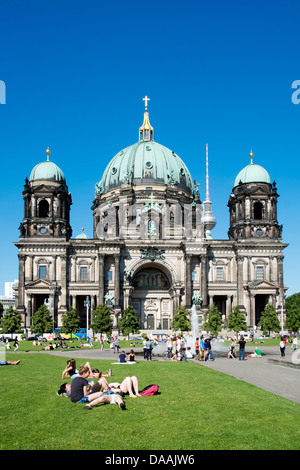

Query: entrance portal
255,294,268,326
131,267,172,330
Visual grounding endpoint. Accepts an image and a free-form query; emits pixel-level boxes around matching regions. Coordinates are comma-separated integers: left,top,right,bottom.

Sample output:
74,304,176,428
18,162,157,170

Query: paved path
48,344,300,404
197,347,300,404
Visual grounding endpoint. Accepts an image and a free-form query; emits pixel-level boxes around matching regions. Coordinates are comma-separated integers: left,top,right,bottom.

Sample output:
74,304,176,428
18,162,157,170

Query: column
58,255,67,323
226,295,232,319
185,254,192,308
98,254,105,305
277,255,284,295
250,293,256,329
52,255,57,282
200,254,208,307
114,254,120,308
17,254,26,316
27,294,32,331
236,255,245,309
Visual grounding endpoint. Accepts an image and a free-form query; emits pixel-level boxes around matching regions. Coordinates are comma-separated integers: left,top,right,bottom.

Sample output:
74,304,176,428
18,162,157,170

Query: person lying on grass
61,359,111,380
0,360,21,365
87,375,141,398
57,381,126,410
106,376,141,398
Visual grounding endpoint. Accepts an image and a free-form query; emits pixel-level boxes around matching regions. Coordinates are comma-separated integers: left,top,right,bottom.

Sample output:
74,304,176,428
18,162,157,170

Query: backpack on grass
139,384,159,396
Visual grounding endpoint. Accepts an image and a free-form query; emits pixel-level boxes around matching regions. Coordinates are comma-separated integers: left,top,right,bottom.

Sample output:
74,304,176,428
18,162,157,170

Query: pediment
33,183,56,192
25,279,51,290
249,186,270,196
245,280,278,291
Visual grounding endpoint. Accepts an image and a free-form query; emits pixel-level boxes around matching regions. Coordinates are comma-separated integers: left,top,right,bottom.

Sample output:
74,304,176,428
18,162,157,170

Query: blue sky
0,0,299,296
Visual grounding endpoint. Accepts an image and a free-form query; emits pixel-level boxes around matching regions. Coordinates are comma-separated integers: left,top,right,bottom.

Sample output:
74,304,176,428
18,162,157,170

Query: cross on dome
139,96,154,141
143,96,150,109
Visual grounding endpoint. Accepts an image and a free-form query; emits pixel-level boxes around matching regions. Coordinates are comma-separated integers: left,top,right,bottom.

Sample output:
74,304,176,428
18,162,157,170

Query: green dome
99,140,193,194
29,149,65,183
234,154,270,187
75,228,89,239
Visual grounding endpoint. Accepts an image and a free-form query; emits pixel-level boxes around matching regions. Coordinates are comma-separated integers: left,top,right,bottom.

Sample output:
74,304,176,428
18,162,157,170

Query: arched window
253,201,263,220
39,200,49,218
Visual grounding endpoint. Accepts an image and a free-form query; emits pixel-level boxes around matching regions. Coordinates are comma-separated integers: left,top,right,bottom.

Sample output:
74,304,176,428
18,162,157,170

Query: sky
0,0,299,296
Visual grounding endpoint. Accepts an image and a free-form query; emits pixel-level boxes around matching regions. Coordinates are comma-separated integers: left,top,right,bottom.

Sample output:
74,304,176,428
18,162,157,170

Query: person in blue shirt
119,351,127,363
145,338,153,361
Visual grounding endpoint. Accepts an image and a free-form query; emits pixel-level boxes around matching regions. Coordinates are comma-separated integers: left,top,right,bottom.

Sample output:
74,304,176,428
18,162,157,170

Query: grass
1,351,299,450
8,337,140,352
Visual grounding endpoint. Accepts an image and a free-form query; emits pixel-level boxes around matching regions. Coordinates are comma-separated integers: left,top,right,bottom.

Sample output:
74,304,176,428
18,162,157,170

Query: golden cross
143,96,150,109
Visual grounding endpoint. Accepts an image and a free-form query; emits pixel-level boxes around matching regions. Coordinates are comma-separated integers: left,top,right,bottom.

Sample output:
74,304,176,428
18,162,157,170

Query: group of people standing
195,336,215,361
143,337,153,360
227,336,247,360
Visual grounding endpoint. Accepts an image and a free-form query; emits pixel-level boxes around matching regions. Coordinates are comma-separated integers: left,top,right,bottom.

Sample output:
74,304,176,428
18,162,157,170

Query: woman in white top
279,337,285,359
293,336,298,351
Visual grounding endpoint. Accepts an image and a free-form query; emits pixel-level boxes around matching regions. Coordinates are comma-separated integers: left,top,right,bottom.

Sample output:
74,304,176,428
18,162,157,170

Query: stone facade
14,108,288,333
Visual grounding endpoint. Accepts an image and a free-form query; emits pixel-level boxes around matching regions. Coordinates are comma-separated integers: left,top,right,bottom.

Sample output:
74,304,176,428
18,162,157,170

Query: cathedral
14,98,288,334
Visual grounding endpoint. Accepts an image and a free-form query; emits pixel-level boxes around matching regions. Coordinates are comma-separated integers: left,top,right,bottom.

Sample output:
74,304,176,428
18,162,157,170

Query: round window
145,161,153,169
40,227,47,235
112,167,117,175
256,228,263,236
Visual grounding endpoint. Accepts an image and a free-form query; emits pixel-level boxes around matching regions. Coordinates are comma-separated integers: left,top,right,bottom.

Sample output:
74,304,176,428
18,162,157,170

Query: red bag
139,384,159,396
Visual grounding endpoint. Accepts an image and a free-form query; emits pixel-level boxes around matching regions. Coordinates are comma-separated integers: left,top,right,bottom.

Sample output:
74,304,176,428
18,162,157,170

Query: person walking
293,336,298,352
237,336,246,361
280,337,286,359
113,336,119,354
167,337,173,359
195,337,200,358
14,337,19,352
145,337,152,361
206,338,215,361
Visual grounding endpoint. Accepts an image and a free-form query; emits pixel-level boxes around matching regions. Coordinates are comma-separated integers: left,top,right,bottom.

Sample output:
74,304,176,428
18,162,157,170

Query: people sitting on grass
61,359,111,380
128,349,136,362
58,371,142,410
119,350,127,363
58,366,126,410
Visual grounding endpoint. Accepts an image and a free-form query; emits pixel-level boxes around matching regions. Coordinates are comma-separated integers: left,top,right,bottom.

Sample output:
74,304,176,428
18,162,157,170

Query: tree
171,305,191,334
285,293,300,333
61,307,80,336
0,302,4,320
119,306,140,338
227,306,247,334
258,304,280,336
0,306,22,335
32,304,53,335
203,305,223,336
91,304,113,337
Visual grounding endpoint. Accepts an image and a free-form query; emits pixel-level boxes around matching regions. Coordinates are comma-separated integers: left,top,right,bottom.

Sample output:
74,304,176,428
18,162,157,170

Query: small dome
75,228,89,239
29,148,65,183
234,152,270,187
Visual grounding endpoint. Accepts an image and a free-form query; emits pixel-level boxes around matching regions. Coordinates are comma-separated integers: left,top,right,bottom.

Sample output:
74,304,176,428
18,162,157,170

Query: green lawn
0,352,299,450
8,337,140,352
